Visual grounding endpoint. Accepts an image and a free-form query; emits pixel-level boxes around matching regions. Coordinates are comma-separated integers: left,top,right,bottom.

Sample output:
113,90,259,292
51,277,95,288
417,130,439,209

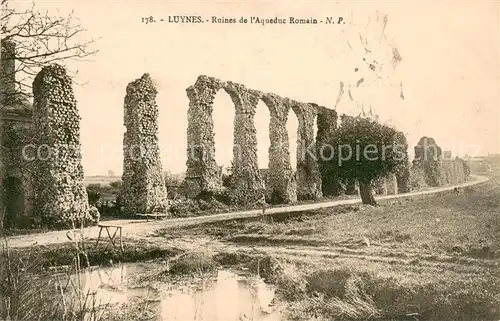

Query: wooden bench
136,213,169,222
95,224,123,251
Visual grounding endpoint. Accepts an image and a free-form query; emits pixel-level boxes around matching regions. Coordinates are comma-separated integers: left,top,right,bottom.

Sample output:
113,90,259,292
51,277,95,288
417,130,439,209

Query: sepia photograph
0,0,499,320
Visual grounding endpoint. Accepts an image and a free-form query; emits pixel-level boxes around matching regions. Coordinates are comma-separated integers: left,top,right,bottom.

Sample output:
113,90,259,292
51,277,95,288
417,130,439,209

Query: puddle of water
158,270,281,321
57,264,281,321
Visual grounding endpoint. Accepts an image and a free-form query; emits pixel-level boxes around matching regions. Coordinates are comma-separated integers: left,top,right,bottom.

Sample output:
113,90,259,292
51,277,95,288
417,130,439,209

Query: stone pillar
120,73,168,215
315,106,342,196
292,102,322,200
32,64,90,227
414,136,445,187
223,82,265,196
183,75,223,197
0,39,16,104
261,94,297,204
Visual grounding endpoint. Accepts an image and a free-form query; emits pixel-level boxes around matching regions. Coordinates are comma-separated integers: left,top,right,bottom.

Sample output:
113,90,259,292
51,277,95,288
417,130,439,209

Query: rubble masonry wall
292,102,322,200
120,73,168,215
32,64,90,227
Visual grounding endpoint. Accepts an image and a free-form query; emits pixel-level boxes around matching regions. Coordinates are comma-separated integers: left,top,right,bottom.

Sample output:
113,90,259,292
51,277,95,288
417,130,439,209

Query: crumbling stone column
261,94,297,204
183,75,222,196
223,82,265,197
292,102,322,200
316,106,342,196
120,73,168,215
442,159,467,185
414,136,445,187
32,64,91,227
0,39,16,104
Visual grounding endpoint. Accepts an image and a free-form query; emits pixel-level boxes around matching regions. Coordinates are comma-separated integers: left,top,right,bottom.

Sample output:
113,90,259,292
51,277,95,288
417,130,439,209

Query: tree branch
1,1,98,100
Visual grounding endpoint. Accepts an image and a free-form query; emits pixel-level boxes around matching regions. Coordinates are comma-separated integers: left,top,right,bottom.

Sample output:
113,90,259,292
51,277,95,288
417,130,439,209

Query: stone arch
221,82,264,195
255,97,271,187
184,76,266,196
184,74,337,204
2,176,24,227
212,86,235,177
287,103,300,172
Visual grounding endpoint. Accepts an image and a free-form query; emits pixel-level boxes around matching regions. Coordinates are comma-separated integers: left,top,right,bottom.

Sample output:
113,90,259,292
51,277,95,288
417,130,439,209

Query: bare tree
0,0,97,226
0,0,98,104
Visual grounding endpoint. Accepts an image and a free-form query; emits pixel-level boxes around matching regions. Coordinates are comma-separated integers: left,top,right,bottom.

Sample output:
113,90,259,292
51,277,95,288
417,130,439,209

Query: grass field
4,164,499,320
84,175,122,186
153,166,500,320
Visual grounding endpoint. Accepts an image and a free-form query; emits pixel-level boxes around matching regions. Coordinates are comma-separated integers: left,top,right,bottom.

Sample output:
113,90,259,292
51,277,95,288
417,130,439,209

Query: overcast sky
10,0,500,175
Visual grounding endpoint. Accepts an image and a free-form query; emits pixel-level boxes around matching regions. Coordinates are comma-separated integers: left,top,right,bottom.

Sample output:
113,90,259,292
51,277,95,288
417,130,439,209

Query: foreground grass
155,171,500,320
4,238,183,272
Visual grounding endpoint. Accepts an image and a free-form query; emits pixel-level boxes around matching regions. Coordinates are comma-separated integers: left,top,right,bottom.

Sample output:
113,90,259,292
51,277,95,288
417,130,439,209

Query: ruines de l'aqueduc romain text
141,15,346,25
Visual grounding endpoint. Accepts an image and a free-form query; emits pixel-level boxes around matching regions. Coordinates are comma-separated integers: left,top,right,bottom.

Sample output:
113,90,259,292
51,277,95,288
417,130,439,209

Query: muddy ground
3,169,500,320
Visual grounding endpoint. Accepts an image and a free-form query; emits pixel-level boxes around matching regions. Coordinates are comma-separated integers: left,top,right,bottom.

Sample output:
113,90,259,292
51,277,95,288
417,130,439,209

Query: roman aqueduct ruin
0,39,470,227
183,75,338,204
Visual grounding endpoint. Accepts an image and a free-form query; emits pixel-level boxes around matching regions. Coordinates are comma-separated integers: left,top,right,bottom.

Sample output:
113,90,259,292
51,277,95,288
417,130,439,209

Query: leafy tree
85,184,102,207
109,180,122,191
324,115,408,205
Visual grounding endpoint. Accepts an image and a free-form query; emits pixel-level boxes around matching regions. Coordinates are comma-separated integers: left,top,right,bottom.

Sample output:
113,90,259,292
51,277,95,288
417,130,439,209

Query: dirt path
5,175,488,249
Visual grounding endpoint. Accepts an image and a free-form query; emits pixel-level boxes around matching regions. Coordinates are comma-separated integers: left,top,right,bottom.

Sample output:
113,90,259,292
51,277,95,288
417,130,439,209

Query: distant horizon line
84,153,493,178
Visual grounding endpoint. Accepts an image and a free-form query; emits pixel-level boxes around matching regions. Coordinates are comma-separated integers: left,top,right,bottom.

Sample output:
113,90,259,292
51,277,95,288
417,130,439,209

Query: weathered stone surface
441,158,468,185
261,94,297,203
120,73,168,215
292,101,322,200
413,137,445,187
184,75,223,195
414,136,442,161
223,82,265,196
183,75,337,204
1,40,36,227
316,106,342,196
32,64,90,227
0,39,16,104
